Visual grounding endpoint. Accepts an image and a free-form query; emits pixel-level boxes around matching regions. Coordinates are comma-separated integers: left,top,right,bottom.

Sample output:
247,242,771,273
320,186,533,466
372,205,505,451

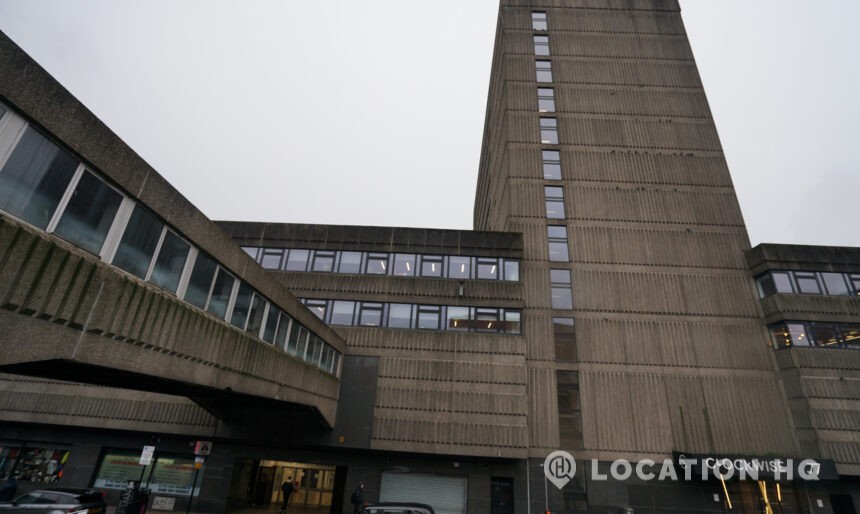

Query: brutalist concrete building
0,1,858,514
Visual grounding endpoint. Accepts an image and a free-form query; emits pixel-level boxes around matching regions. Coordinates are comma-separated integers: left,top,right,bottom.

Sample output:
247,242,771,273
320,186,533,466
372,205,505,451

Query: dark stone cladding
0,30,344,351
747,243,860,276
216,221,524,258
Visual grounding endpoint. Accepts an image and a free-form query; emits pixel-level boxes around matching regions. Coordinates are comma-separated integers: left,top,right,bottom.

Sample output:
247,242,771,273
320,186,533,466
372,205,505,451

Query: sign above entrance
672,452,839,481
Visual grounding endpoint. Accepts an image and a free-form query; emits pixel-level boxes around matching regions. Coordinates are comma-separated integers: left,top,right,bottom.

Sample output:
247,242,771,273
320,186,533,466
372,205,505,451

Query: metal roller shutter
379,472,467,514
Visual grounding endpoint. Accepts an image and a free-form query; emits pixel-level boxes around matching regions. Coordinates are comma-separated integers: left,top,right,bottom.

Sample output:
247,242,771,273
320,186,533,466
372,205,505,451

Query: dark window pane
246,294,266,335
366,253,389,275
841,323,860,349
474,308,500,332
338,251,362,273
0,126,79,228
293,326,309,358
420,255,443,277
388,303,413,329
263,306,280,343
285,249,309,271
288,325,308,355
769,322,809,349
821,272,850,295
393,254,416,276
150,231,190,293
330,300,355,325
446,306,469,331
260,249,284,269
184,252,217,309
448,256,471,279
548,241,569,262
230,282,254,328
53,172,122,254
554,317,576,362
275,312,292,350
756,273,776,298
795,273,821,294
504,260,520,281
112,206,163,279
206,268,234,319
312,251,335,272
477,258,499,280
809,322,840,347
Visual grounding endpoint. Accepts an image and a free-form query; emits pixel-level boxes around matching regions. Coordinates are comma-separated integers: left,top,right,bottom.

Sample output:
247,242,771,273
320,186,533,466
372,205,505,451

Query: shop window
53,171,122,255
0,126,79,229
542,149,561,180
184,252,218,309
540,118,558,144
533,35,550,56
338,251,362,274
421,255,444,277
0,445,69,484
149,230,190,293
393,253,416,276
536,60,552,83
532,11,547,31
112,205,164,279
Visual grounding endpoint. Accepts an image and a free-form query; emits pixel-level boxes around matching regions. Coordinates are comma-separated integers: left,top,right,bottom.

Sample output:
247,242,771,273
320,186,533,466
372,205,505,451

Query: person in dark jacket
279,477,295,512
349,483,364,513
0,476,17,502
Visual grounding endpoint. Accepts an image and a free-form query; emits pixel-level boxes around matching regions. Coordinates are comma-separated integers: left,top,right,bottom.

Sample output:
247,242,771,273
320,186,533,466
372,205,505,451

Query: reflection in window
446,306,469,331
113,206,164,279
542,149,561,180
809,322,841,347
366,253,388,275
532,11,547,31
769,322,809,349
545,186,565,219
285,249,309,271
149,231,190,293
0,126,79,229
359,302,384,326
474,308,500,332
421,255,443,277
540,118,558,144
330,300,355,325
476,258,499,280
338,251,362,273
53,171,122,254
306,299,327,320
230,282,254,329
533,35,550,56
821,272,849,295
260,248,284,269
449,256,471,279
504,260,520,282
417,305,441,330
393,254,416,276
206,268,235,319
311,250,335,272
795,272,821,294
184,253,217,309
538,88,555,113
388,303,413,329
536,60,553,83
246,294,266,335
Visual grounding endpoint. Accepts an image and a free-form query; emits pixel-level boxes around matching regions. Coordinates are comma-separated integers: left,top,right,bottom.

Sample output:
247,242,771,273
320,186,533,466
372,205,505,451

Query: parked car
361,502,436,514
0,488,106,514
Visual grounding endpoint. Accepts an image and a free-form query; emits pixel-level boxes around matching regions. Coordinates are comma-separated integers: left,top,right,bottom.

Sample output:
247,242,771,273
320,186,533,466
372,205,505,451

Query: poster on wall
94,452,202,496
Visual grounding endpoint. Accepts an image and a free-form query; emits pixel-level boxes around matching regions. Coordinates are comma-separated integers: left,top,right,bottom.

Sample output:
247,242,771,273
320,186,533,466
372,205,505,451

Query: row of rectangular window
0,105,340,377
756,270,860,298
300,299,522,335
242,246,520,282
769,321,860,350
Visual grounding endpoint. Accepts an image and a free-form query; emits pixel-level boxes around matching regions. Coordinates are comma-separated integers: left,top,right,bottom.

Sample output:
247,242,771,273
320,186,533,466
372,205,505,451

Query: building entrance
249,460,339,511
725,480,802,514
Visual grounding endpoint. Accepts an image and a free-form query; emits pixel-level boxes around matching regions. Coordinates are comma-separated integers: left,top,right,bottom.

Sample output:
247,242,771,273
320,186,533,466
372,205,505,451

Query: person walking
279,477,295,512
349,483,364,513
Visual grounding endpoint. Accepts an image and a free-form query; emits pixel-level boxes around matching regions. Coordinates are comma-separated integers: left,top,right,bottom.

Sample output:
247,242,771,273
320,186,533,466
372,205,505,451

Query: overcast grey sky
0,1,857,247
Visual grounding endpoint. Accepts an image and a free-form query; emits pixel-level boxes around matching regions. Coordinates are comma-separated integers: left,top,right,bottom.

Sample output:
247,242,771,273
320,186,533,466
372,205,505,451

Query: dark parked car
0,488,106,514
360,503,436,514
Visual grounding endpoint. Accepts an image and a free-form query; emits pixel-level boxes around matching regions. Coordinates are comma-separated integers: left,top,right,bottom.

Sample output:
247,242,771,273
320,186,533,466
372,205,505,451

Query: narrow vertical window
184,252,218,309
542,150,561,180
547,225,569,262
538,88,555,112
550,269,573,309
544,186,565,219
112,205,164,279
149,230,190,294
540,118,558,144
206,267,235,319
532,11,547,31
536,60,553,83
533,35,550,56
